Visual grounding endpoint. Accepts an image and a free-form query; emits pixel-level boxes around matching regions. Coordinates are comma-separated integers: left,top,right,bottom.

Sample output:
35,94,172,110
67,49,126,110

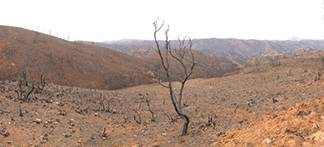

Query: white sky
1,0,324,41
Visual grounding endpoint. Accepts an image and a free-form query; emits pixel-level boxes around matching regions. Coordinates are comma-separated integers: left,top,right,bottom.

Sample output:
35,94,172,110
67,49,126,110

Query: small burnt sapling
35,74,46,94
14,72,34,102
146,99,156,122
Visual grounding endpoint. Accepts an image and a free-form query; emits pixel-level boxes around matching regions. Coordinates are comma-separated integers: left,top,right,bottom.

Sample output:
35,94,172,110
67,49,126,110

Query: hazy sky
1,0,324,41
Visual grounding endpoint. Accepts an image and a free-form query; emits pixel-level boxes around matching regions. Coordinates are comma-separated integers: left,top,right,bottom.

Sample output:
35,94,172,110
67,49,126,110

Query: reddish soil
1,57,324,146
215,98,324,147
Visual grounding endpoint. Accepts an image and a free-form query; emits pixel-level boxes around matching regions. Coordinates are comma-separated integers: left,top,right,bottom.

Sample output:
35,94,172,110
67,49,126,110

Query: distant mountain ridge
94,38,324,67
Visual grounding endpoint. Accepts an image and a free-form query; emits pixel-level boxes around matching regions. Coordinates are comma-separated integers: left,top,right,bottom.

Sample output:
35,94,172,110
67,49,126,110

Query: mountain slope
143,49,237,80
192,38,320,56
0,26,237,90
98,38,324,67
0,25,155,89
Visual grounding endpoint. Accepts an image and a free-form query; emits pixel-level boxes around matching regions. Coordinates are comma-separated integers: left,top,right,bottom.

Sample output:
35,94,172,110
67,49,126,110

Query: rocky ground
1,57,324,146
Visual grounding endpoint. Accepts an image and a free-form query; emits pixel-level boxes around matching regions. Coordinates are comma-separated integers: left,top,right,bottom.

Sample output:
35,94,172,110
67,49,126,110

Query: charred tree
153,18,196,136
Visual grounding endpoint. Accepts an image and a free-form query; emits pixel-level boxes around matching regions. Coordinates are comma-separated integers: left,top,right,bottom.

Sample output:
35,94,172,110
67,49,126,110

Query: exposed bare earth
1,57,324,146
0,25,236,90
215,98,324,147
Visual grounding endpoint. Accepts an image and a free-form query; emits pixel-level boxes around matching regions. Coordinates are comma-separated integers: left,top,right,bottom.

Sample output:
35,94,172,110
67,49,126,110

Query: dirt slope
0,25,156,90
1,56,324,146
215,98,324,147
0,26,237,90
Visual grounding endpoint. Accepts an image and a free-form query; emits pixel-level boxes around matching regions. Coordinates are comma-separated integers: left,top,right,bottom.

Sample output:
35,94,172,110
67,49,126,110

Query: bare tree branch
157,80,170,88
152,18,195,136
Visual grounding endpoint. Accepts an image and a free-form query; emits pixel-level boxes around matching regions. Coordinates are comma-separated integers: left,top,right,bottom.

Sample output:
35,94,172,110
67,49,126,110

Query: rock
78,139,82,143
216,132,225,137
35,119,42,124
3,132,10,137
264,138,271,144
114,142,119,147
59,110,66,116
247,142,254,147
64,133,72,138
46,99,53,103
